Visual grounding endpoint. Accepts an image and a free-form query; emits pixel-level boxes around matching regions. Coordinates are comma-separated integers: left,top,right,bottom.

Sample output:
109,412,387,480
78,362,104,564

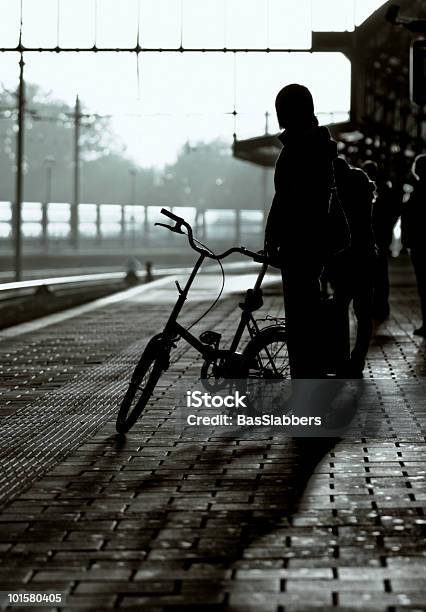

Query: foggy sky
0,0,386,167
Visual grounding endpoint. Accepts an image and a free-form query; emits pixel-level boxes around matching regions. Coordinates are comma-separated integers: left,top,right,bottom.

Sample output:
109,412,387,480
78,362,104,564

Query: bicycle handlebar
159,208,185,224
156,208,268,264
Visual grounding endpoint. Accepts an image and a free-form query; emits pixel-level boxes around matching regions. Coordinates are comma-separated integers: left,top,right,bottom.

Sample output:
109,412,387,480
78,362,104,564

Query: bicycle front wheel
116,336,168,434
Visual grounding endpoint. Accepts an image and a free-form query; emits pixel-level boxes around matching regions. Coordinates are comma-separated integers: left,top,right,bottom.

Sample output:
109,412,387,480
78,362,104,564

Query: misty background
0,0,386,249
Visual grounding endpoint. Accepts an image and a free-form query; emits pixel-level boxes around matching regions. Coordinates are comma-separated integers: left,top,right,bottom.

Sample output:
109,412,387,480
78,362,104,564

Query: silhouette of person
363,160,400,323
330,158,377,377
265,84,337,378
401,154,426,337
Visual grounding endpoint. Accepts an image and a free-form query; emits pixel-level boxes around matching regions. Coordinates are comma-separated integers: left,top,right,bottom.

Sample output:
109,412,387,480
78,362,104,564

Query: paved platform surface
0,264,425,611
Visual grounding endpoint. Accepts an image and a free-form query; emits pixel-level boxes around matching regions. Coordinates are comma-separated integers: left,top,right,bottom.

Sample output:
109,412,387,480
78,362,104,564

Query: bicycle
116,208,289,434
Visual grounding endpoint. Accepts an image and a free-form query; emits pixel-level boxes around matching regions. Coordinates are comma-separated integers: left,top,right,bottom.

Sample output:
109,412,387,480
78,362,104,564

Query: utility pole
71,95,80,249
263,110,270,229
14,54,25,281
262,167,268,230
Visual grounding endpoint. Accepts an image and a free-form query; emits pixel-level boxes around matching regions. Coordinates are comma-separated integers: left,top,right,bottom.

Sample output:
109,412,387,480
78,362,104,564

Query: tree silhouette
0,86,273,214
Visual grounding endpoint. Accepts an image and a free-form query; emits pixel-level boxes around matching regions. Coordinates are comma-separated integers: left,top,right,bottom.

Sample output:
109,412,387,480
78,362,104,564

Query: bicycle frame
116,209,285,434
162,252,269,360
163,252,209,356
151,207,275,369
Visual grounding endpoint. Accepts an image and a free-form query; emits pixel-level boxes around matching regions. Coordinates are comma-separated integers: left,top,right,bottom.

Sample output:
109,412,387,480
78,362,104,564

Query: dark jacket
329,160,377,289
401,180,426,250
265,125,337,268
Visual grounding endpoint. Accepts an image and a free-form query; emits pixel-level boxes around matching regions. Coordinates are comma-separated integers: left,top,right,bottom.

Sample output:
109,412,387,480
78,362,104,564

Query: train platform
0,263,425,611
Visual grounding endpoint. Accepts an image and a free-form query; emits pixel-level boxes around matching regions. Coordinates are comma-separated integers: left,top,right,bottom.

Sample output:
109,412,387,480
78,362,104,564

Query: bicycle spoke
262,343,286,364
258,342,281,375
257,342,289,375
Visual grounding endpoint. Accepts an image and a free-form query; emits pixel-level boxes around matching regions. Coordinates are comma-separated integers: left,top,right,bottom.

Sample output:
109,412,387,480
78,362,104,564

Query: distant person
363,160,401,322
330,158,377,377
265,84,338,378
401,154,426,337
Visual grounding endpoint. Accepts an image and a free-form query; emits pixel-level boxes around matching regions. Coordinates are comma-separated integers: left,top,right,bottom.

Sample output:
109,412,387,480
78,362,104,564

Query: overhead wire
94,0,98,47
179,0,184,48
56,0,61,47
136,0,141,100
2,1,348,154
223,0,227,48
232,53,238,140
266,0,270,49
19,0,23,46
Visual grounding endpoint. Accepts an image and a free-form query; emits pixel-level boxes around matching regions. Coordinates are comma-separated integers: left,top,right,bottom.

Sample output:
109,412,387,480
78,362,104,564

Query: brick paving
0,266,425,611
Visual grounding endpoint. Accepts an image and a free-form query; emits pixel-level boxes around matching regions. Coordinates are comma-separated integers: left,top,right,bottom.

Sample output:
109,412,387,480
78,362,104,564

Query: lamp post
129,168,137,206
42,155,55,251
129,168,138,243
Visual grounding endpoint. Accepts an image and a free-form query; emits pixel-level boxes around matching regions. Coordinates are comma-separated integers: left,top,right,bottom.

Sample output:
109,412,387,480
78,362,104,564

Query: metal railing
0,203,265,251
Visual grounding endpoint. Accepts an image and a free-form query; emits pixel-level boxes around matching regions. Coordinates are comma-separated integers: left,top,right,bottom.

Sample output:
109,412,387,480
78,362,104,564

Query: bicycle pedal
199,330,221,346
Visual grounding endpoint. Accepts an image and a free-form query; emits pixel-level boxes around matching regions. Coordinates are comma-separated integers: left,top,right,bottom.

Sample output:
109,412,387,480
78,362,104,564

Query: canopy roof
233,0,425,172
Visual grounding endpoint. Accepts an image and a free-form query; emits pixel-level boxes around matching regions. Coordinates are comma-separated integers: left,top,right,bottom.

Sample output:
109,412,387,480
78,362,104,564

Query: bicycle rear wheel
116,335,168,434
242,325,291,412
243,325,290,379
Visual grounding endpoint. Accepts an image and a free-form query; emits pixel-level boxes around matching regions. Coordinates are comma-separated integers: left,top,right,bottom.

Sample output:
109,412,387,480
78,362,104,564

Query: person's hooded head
412,154,426,181
275,84,318,131
362,160,379,183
